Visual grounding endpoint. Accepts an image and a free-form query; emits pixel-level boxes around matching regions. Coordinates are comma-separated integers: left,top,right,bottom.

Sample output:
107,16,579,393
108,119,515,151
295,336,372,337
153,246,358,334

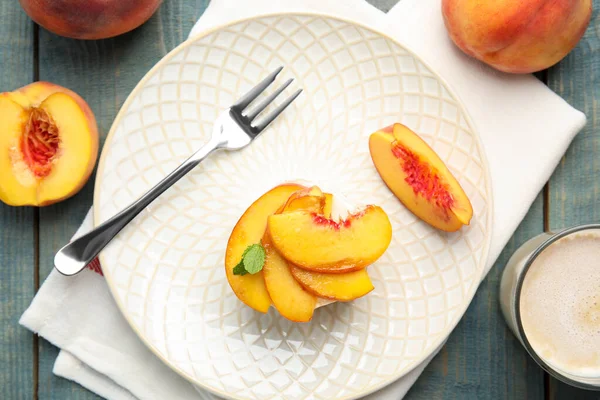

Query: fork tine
244,78,293,121
232,66,283,111
252,89,303,133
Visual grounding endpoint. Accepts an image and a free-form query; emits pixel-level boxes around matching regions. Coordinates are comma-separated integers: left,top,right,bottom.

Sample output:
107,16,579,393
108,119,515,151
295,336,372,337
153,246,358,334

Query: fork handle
54,137,223,276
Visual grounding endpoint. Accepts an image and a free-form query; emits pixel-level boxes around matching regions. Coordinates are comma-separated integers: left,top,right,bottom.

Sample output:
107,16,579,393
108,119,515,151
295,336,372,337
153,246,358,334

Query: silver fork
54,67,301,276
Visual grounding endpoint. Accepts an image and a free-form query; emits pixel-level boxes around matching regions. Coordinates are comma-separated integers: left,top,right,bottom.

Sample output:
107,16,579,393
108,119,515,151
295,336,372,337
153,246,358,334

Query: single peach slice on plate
369,123,473,232
0,82,98,206
225,184,305,313
267,205,392,273
290,266,374,301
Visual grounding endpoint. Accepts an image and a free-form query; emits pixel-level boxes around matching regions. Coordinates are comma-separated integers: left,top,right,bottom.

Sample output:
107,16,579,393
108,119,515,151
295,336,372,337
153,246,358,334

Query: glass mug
500,224,600,391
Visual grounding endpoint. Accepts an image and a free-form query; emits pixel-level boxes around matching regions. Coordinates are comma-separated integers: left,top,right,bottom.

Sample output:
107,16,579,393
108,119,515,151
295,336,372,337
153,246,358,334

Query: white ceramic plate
94,13,492,400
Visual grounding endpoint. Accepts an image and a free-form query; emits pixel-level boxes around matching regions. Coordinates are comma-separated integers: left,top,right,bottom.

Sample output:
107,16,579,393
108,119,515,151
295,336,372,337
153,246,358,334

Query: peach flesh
22,108,60,178
267,205,392,273
369,123,472,231
391,143,454,215
224,184,305,313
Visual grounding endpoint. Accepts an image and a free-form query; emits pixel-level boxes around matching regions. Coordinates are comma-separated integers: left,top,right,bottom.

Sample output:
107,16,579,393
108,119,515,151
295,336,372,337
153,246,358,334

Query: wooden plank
0,2,36,399
405,196,545,400
546,0,600,398
36,1,209,398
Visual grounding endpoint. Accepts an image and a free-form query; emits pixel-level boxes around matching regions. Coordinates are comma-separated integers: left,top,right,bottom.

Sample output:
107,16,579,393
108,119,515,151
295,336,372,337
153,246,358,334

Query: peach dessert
369,123,472,232
0,82,99,207
225,184,392,322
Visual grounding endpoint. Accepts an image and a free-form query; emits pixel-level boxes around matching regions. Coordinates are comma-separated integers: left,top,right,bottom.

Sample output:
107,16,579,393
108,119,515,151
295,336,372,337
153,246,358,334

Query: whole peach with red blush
442,0,592,73
19,0,163,40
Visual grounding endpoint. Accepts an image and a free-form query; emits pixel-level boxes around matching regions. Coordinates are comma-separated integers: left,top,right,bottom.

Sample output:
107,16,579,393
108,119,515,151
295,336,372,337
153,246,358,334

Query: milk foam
520,232,600,378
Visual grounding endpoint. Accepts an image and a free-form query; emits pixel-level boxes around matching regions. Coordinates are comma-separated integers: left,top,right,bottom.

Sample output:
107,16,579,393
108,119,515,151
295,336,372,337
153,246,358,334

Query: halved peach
267,205,392,273
290,267,374,301
225,184,305,313
369,123,473,232
0,82,98,206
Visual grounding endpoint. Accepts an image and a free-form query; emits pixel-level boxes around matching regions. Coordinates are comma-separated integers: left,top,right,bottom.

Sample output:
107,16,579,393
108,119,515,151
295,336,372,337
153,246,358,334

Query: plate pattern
95,14,492,400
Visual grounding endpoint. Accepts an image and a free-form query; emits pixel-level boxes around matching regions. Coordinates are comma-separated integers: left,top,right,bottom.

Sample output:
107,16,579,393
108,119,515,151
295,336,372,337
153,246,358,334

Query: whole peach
442,0,592,73
19,0,163,40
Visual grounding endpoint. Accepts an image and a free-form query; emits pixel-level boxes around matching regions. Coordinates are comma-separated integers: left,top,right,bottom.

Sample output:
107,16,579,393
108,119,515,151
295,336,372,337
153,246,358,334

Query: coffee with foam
519,233,600,378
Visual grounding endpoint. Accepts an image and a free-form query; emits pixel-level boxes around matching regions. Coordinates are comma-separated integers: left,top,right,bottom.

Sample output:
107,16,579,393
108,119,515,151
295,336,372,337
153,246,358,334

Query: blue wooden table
1,0,598,399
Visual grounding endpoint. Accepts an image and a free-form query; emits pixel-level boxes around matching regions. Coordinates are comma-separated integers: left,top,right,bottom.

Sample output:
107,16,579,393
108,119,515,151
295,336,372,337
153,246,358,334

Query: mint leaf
232,243,266,275
241,245,253,259
242,244,266,274
232,261,248,276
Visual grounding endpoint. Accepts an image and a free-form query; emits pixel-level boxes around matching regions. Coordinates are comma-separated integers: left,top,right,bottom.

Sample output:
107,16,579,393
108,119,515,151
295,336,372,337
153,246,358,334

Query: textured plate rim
93,11,494,400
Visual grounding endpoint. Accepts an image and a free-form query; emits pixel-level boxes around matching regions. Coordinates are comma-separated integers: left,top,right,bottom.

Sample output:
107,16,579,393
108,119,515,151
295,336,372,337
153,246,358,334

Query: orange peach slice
225,184,305,313
262,186,321,321
267,205,392,273
262,234,317,322
369,123,473,232
279,185,325,214
290,267,374,301
323,193,333,218
0,82,98,206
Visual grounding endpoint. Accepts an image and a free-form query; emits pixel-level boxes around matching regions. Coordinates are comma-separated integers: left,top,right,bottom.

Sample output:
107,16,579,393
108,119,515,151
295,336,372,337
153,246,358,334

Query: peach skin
369,123,472,232
442,0,592,73
0,82,98,207
19,0,163,40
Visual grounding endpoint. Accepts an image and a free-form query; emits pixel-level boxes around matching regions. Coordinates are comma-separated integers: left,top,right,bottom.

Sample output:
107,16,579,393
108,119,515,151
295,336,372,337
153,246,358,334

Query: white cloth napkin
20,0,587,399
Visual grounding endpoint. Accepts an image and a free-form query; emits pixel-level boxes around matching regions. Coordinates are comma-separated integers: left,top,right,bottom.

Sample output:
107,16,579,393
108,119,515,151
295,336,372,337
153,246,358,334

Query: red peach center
391,142,454,210
312,209,369,230
21,108,60,178
313,214,346,230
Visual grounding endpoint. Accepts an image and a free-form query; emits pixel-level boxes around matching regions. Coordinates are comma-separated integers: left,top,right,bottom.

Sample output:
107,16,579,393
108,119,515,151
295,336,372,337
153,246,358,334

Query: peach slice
290,266,374,301
0,82,98,206
369,123,473,232
267,205,392,273
323,193,333,218
262,234,317,322
225,184,305,313
279,185,325,214
262,186,321,322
